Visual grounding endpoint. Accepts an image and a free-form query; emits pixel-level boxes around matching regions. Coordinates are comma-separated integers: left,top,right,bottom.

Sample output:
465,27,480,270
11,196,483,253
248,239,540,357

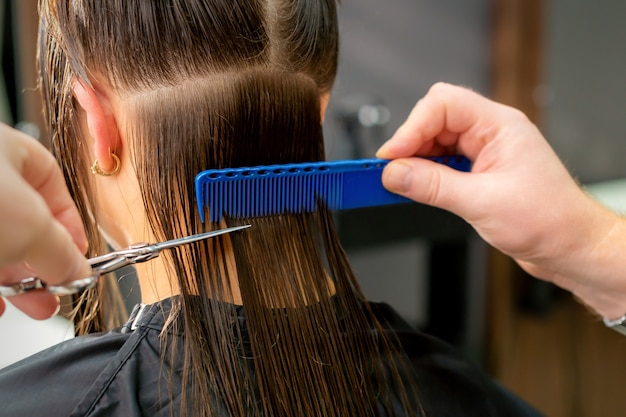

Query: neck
132,227,336,308
134,250,336,308
135,251,243,305
135,259,179,305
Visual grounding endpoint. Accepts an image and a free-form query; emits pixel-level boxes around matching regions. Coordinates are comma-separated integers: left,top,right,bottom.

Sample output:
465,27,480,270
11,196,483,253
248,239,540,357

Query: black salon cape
0,297,542,417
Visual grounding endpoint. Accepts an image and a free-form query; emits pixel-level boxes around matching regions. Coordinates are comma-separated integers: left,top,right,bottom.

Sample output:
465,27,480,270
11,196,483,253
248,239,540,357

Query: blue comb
195,156,471,223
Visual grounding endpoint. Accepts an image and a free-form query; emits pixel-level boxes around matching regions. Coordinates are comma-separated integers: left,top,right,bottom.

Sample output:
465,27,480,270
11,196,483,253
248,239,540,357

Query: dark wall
325,0,491,159
545,2,626,183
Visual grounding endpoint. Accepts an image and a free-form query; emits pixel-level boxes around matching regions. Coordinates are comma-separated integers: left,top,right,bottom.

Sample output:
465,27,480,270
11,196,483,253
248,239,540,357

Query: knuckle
428,82,450,98
505,106,531,123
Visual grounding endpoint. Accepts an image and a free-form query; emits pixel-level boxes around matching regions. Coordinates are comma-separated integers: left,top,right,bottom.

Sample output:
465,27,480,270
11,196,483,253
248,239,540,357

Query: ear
72,79,121,173
320,92,330,124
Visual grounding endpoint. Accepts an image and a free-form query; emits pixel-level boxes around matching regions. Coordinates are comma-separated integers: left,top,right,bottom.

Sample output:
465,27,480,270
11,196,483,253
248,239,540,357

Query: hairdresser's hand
377,83,626,319
0,123,90,320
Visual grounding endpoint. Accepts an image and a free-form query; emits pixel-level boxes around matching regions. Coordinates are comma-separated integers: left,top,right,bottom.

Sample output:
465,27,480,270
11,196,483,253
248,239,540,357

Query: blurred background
2,1,626,416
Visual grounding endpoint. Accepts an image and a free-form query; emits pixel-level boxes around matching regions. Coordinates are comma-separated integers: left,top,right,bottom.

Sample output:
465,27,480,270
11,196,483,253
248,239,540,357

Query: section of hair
125,68,419,417
38,3,128,333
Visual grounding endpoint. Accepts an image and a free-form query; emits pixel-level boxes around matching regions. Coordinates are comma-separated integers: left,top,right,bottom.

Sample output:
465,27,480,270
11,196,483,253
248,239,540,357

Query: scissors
0,225,251,298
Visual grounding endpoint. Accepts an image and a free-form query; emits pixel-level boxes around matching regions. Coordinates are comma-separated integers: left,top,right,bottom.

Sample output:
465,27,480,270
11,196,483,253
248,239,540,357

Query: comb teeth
202,165,344,223
195,156,471,223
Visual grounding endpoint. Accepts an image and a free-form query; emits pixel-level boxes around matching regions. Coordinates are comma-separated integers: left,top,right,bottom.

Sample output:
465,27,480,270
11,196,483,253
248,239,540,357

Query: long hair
38,1,421,415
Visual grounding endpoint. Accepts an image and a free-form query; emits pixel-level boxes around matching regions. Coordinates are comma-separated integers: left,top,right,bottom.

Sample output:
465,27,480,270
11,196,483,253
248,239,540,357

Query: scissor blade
152,225,251,251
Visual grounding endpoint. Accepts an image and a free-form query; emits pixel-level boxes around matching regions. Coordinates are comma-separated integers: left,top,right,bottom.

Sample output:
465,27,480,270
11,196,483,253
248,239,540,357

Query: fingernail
383,162,411,193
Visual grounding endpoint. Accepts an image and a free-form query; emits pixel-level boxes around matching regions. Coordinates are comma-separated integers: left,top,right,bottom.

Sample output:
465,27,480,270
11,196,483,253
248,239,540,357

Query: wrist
551,207,626,319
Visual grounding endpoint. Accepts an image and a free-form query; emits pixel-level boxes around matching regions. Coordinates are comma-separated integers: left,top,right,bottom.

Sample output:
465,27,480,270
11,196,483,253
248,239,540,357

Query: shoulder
0,328,130,416
0,301,177,417
369,301,544,417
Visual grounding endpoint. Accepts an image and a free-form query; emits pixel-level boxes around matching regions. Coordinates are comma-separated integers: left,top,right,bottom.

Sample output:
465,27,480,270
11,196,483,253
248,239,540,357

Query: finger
381,157,482,219
23,215,92,287
0,254,63,320
0,258,59,320
7,291,60,320
0,262,34,283
377,83,495,159
0,252,59,320
0,126,91,286
14,131,88,254
0,164,91,285
26,168,89,255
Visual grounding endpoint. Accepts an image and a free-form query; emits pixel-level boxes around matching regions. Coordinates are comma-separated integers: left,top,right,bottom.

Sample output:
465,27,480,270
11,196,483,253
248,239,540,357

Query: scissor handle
0,275,99,297
0,277,46,297
88,250,146,275
44,276,100,296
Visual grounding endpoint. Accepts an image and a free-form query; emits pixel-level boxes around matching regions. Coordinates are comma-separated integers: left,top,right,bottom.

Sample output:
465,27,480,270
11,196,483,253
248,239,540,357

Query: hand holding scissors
0,124,91,320
0,225,250,307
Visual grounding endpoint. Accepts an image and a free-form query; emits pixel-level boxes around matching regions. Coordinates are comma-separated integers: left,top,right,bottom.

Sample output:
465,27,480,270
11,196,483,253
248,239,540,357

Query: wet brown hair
38,1,421,415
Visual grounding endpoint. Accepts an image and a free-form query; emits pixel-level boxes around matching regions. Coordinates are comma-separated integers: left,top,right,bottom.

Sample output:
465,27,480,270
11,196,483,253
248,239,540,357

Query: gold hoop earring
91,153,121,176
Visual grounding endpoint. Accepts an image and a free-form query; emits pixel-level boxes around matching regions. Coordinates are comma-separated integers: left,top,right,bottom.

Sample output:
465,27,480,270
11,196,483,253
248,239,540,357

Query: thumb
23,216,92,286
382,157,477,218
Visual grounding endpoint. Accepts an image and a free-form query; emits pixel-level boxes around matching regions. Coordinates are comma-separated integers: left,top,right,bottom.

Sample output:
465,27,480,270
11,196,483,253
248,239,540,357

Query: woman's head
39,0,339,304
38,1,420,416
